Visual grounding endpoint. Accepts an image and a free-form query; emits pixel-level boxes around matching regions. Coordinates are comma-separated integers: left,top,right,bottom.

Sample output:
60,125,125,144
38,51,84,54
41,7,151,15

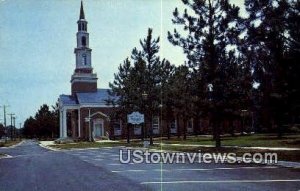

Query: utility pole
0,105,9,142
0,105,9,128
13,116,16,141
19,123,22,139
8,113,15,141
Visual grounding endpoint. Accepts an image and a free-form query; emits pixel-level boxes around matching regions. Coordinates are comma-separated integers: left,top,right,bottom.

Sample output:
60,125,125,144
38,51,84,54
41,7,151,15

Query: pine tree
109,28,163,144
245,0,292,137
285,0,300,126
168,0,243,147
158,59,175,139
169,65,193,140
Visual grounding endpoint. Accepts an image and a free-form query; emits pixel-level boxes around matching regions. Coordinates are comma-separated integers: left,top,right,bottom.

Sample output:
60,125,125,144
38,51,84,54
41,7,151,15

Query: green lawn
50,141,143,150
149,144,300,162
48,134,300,162
159,134,300,148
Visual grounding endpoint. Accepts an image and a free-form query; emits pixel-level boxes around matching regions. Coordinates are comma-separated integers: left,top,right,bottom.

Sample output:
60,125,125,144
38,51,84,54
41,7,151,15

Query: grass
50,141,143,150
0,140,22,147
159,134,300,148
149,144,300,162
49,134,300,162
50,134,300,149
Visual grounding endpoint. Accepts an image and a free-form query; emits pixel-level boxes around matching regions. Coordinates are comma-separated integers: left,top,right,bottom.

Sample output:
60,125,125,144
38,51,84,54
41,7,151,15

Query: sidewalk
39,141,60,151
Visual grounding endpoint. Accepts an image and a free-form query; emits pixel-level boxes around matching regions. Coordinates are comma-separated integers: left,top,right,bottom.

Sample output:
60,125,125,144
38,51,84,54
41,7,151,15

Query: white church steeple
71,1,98,95
74,1,92,70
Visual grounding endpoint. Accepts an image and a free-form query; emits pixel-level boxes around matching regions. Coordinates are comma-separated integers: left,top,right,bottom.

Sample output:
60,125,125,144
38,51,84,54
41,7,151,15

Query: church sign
127,112,144,125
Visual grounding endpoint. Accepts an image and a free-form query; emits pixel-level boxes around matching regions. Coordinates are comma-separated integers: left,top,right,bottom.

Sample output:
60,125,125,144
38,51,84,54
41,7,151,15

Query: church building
58,2,245,141
58,2,119,140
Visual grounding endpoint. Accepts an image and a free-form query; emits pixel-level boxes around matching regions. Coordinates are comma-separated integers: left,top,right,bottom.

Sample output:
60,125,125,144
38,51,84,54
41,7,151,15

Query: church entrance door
93,119,104,138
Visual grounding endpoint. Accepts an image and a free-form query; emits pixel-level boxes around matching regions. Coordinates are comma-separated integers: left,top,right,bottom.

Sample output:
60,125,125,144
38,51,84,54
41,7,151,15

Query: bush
290,125,300,133
54,137,74,144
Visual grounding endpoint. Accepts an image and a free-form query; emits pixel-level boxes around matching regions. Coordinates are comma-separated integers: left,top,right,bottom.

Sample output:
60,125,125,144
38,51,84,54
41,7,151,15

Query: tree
168,65,193,140
245,0,294,137
35,104,53,138
109,28,163,145
168,0,243,147
51,102,60,138
23,116,37,138
285,0,300,126
109,58,135,143
0,123,4,138
23,104,59,139
159,59,175,139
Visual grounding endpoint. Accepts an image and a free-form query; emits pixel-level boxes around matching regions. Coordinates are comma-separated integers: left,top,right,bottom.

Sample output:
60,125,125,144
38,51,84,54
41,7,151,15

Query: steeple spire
72,0,97,95
79,1,85,20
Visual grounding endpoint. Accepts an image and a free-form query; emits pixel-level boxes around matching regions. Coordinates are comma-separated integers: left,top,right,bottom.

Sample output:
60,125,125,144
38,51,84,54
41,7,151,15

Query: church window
113,120,122,136
81,36,86,46
152,116,159,134
170,119,177,133
187,118,193,133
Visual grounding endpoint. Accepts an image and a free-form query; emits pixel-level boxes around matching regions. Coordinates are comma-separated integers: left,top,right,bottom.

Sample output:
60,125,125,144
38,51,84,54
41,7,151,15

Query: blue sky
0,0,245,126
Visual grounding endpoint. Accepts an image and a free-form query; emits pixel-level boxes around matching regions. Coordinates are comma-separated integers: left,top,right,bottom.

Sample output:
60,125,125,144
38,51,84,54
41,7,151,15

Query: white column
59,110,63,138
63,109,67,138
88,109,91,141
78,108,81,138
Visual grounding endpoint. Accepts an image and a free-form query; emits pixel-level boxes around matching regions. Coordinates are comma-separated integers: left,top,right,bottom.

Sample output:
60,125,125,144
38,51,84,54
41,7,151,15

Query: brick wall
71,82,97,95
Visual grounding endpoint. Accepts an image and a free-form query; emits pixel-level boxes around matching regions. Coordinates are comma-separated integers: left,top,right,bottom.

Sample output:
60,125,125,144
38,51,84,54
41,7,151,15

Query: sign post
127,112,144,125
127,112,149,147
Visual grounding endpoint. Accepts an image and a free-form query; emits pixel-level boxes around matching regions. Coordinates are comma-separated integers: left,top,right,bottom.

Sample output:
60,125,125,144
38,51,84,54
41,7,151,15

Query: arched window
81,54,87,65
81,36,86,46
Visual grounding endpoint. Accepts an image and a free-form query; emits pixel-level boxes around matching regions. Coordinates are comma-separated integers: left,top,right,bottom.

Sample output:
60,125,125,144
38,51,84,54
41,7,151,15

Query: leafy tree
35,104,53,137
23,104,59,139
23,116,38,138
51,102,60,138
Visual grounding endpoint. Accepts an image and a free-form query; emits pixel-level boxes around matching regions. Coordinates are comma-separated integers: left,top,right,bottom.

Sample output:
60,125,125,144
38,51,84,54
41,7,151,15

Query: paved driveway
1,140,300,191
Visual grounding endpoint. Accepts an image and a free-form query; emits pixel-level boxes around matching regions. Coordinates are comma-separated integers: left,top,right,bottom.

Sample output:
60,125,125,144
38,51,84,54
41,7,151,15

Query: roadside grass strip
141,179,300,184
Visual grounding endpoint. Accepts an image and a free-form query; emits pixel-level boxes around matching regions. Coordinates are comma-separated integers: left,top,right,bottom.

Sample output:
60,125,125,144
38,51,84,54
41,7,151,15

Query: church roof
60,89,118,107
77,89,114,105
59,95,78,106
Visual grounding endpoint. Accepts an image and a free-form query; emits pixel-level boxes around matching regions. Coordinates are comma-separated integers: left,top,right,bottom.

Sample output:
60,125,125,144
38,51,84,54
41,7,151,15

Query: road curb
276,161,300,168
0,154,13,159
38,143,61,152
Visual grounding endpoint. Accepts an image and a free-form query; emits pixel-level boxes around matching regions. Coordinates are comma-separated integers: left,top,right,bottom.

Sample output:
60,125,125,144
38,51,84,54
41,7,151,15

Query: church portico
59,104,79,139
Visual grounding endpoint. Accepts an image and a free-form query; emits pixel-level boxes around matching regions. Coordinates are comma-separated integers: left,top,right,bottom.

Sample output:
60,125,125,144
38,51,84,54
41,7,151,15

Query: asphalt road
0,140,300,191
